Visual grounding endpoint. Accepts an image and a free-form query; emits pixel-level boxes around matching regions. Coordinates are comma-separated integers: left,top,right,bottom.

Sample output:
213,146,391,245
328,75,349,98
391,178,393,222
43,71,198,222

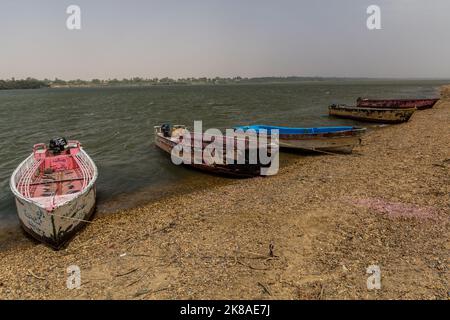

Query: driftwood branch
115,268,138,277
257,282,272,295
27,269,46,280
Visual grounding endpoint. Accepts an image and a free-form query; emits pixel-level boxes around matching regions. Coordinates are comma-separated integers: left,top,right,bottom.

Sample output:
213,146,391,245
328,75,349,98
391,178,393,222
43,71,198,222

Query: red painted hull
357,98,439,110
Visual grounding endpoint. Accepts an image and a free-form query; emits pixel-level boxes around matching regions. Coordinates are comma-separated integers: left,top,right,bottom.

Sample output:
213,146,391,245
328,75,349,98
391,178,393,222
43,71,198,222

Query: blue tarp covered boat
234,125,366,153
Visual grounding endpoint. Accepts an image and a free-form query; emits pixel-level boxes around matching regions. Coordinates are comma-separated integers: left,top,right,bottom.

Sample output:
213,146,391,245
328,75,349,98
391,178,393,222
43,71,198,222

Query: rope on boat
281,145,342,155
299,138,363,155
299,147,341,155
47,212,94,224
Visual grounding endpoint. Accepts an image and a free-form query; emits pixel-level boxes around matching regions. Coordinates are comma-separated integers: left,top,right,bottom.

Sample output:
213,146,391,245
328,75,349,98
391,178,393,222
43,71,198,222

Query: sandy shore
0,86,449,300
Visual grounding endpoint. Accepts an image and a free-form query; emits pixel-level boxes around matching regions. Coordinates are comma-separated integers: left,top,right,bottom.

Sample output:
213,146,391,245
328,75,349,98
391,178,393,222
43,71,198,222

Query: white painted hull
14,186,96,248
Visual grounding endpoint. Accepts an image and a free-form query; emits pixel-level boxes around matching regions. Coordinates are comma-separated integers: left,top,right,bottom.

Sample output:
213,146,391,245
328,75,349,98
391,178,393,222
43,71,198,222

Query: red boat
356,98,439,110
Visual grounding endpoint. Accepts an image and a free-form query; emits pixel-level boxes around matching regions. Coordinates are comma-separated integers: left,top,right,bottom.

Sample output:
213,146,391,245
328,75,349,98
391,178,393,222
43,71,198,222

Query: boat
356,97,439,110
10,138,98,249
154,124,276,177
328,104,416,123
234,125,366,154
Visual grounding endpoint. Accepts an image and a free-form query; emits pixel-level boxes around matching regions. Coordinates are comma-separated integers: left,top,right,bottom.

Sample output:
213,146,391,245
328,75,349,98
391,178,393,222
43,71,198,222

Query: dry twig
27,269,46,280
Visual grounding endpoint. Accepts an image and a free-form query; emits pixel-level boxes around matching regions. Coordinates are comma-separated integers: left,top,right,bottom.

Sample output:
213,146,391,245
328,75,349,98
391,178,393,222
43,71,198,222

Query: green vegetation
0,78,50,90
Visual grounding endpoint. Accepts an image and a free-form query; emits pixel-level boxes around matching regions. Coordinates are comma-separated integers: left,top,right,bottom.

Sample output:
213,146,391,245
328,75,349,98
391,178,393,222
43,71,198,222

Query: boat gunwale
233,125,367,138
329,104,416,113
356,98,439,110
154,125,277,150
357,98,439,103
277,129,366,140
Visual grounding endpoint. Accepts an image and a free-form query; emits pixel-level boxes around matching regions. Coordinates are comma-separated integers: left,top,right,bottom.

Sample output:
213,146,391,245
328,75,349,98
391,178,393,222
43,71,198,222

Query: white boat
10,138,98,249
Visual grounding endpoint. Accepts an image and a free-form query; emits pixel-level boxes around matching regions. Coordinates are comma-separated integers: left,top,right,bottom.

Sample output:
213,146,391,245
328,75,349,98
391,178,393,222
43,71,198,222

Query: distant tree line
48,77,248,86
0,76,344,90
0,78,50,90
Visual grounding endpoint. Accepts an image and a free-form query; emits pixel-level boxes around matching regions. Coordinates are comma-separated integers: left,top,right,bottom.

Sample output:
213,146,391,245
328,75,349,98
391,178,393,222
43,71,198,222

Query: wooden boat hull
278,132,364,153
10,146,98,249
234,125,366,154
357,98,439,110
155,135,265,177
154,125,278,178
329,105,415,123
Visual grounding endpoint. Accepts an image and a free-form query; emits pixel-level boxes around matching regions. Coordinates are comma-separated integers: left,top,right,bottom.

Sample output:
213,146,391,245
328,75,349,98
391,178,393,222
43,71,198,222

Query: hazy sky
1,0,449,79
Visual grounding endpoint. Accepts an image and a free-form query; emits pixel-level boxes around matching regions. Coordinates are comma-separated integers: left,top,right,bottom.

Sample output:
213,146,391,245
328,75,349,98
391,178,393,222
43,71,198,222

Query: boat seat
26,177,84,187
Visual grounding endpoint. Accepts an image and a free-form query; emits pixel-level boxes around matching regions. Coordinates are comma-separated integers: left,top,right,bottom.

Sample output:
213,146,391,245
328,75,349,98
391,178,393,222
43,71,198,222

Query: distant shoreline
2,77,449,91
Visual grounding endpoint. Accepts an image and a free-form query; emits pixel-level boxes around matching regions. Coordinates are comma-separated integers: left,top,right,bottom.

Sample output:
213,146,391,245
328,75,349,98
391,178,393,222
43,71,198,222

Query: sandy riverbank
0,86,449,300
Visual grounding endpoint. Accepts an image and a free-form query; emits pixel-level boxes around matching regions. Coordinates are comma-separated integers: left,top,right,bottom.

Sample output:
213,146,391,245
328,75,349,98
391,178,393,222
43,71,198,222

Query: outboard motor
49,137,68,154
161,124,172,137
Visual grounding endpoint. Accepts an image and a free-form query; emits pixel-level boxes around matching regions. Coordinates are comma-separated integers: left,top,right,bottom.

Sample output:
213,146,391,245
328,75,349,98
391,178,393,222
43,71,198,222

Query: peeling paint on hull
357,98,439,110
14,181,96,250
329,105,416,123
279,136,360,153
